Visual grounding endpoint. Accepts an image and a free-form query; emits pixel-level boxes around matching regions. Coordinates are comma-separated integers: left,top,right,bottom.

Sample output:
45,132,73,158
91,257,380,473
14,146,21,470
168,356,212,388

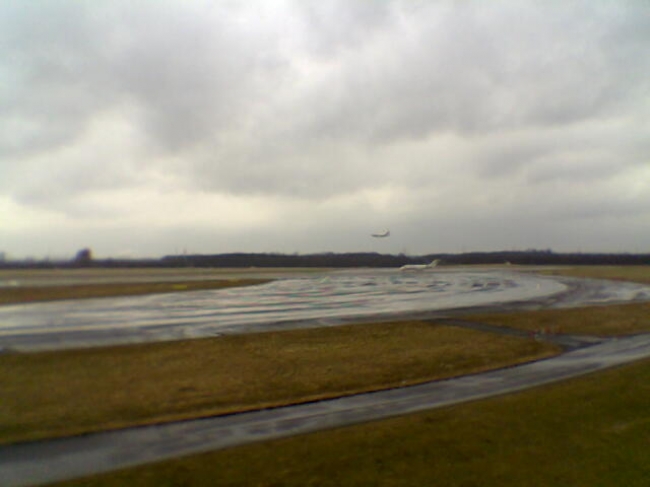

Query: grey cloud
470,139,553,180
292,0,650,144
109,3,289,152
0,0,293,207
0,2,113,159
0,1,289,160
469,118,650,183
292,0,396,57
1,0,649,258
6,146,145,212
192,136,382,198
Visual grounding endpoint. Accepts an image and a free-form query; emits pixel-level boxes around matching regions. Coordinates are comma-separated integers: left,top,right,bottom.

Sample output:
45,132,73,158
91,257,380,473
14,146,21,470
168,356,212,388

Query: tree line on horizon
1,250,649,269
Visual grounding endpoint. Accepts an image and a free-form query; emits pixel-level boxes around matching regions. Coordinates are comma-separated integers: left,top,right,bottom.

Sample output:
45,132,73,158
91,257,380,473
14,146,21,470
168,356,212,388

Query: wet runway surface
2,269,649,351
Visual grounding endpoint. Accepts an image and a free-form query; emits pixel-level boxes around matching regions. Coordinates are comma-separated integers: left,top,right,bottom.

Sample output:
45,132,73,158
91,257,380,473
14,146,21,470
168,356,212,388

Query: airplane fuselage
399,259,440,272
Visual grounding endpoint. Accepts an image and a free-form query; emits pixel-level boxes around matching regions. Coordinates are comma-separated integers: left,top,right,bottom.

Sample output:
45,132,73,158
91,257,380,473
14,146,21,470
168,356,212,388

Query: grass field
58,357,650,486
0,321,557,445
540,265,650,284
465,301,650,336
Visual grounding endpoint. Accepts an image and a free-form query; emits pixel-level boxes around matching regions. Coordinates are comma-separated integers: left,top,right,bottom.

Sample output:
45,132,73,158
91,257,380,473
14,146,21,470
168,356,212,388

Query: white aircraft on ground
399,259,440,271
371,229,390,238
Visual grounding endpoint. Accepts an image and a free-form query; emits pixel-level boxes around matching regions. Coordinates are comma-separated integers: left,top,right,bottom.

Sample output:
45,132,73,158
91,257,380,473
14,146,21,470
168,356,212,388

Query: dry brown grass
539,265,650,284
466,301,650,336
0,321,557,445
0,279,268,305
59,357,650,487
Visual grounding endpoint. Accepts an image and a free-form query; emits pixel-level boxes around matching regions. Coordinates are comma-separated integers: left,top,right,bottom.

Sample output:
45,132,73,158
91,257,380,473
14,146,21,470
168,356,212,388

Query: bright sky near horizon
1,0,649,259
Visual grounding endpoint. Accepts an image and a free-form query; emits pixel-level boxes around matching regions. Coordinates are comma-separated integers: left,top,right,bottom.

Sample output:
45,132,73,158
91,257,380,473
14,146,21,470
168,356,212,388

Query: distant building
73,248,93,266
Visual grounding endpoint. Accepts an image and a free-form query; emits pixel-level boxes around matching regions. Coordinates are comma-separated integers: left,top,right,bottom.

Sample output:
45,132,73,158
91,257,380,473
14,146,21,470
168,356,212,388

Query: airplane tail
427,259,440,268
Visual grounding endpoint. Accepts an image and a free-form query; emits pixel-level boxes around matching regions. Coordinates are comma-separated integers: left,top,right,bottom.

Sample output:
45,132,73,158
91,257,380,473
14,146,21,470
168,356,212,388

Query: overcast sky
1,0,649,259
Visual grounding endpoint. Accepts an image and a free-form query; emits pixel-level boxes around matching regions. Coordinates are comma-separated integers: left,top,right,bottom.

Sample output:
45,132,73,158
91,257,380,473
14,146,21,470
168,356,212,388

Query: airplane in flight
371,229,390,238
399,259,440,271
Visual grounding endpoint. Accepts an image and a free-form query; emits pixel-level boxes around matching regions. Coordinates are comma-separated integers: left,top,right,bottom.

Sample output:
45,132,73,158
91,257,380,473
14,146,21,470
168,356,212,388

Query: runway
1,269,649,351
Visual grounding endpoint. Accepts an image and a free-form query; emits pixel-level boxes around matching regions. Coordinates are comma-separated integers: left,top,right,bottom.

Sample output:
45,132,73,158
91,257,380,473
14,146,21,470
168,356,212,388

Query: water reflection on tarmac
1,270,650,486
1,268,649,351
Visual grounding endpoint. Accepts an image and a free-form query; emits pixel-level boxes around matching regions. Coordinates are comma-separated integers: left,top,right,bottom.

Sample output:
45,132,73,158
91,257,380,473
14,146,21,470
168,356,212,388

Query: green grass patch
0,322,557,445
58,357,650,487
0,279,269,305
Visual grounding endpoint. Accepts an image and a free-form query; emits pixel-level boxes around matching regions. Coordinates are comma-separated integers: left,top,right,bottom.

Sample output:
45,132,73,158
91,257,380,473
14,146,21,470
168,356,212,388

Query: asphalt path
2,333,650,487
